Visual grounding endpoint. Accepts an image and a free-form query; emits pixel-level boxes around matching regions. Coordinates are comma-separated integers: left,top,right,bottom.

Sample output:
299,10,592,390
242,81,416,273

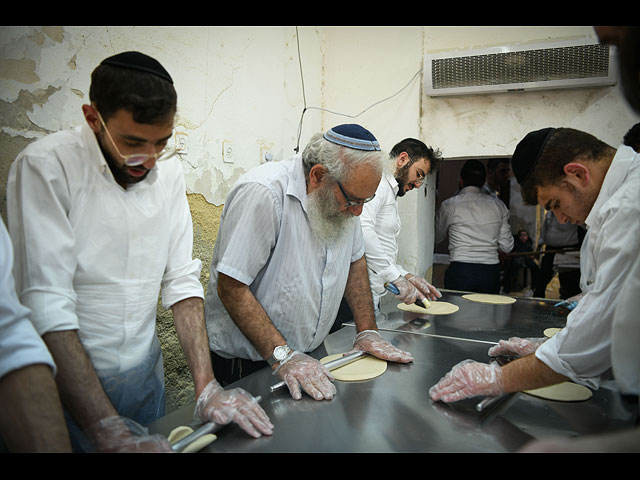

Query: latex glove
275,351,336,401
429,360,504,403
406,274,442,301
391,276,422,304
351,329,414,363
488,337,546,357
193,379,273,438
85,416,173,453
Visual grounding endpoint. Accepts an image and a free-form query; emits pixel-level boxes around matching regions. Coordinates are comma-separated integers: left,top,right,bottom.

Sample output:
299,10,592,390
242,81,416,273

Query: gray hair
302,132,384,182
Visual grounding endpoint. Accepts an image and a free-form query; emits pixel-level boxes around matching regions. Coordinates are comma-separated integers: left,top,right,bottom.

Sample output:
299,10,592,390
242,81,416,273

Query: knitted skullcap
323,124,381,151
511,127,556,185
100,51,173,84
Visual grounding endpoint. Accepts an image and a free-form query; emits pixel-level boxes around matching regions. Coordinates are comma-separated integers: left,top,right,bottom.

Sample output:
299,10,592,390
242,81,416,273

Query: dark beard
98,140,150,187
394,163,411,197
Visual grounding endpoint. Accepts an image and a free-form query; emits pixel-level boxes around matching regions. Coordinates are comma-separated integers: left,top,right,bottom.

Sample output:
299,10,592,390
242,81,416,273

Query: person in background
429,128,640,435
504,229,539,295
435,159,514,294
205,124,414,402
360,138,442,312
534,210,583,298
6,51,272,452
482,157,511,204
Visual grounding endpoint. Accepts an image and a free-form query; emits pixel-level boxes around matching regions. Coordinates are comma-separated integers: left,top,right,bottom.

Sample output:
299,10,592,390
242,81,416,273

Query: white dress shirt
435,186,514,264
360,170,408,304
7,124,203,384
536,146,640,390
205,154,364,361
1,220,56,380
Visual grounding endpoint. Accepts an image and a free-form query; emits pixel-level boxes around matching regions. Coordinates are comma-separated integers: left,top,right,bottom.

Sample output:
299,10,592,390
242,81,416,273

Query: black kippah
100,51,173,84
511,127,556,185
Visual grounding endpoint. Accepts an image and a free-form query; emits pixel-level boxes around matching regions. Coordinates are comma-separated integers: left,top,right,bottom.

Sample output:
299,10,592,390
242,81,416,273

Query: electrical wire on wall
293,26,423,153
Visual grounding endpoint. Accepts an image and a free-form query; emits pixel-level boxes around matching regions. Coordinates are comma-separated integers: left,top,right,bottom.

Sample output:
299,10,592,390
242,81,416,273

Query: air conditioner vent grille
431,44,612,90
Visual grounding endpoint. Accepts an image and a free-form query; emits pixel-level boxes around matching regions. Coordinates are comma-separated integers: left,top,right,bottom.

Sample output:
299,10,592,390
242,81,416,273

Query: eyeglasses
336,180,375,208
95,109,177,167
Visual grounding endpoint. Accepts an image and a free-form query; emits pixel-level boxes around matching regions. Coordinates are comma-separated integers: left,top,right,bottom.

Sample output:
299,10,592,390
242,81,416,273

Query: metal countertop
148,290,638,452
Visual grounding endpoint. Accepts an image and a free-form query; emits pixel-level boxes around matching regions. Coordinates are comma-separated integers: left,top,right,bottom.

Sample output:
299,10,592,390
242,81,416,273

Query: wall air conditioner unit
424,39,617,97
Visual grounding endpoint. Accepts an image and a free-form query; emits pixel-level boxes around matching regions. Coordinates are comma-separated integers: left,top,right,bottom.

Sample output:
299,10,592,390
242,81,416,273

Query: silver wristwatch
267,344,292,366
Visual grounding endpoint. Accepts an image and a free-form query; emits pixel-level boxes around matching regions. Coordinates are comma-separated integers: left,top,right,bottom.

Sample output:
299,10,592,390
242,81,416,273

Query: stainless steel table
148,290,638,452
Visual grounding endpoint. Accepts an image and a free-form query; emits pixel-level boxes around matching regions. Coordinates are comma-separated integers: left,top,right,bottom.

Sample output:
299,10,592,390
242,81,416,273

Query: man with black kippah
205,124,414,401
6,51,273,452
429,127,640,408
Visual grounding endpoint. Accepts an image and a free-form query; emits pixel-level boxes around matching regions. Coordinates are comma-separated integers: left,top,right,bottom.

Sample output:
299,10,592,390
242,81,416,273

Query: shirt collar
287,154,310,210
383,169,399,197
585,145,637,228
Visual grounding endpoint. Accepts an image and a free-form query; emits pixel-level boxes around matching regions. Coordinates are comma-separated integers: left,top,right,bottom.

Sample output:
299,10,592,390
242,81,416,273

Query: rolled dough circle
397,301,459,315
168,425,217,453
320,353,387,382
543,327,563,338
523,382,593,402
462,293,516,305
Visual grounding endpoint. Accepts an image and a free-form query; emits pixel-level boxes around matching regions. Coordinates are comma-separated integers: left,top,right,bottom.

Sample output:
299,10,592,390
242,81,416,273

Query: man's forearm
0,364,71,452
501,354,569,392
217,273,285,362
343,256,377,333
42,330,118,430
170,296,215,397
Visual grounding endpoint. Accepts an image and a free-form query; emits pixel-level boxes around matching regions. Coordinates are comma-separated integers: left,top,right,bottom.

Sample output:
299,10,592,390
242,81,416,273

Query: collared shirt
0,220,56,380
360,169,408,300
7,124,203,378
205,154,364,361
536,146,640,389
435,186,514,264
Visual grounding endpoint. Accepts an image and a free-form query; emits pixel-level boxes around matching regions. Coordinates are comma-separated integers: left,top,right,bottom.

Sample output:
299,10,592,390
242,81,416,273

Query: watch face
274,346,287,360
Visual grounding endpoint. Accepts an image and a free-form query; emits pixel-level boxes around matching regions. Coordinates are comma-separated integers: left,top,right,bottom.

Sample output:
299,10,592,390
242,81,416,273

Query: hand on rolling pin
405,274,442,302
84,416,173,453
390,276,423,305
351,329,414,363
193,379,274,438
429,360,504,403
488,337,546,358
274,351,337,401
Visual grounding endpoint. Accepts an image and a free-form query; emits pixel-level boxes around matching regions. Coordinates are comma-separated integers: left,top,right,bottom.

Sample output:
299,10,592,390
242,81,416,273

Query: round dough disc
397,301,459,315
523,382,593,402
462,293,516,305
544,327,563,338
320,353,387,382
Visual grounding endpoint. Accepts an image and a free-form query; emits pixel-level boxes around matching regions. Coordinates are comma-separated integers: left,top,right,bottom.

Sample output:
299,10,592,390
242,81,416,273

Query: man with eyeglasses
435,159,514,294
6,52,273,452
360,138,443,312
205,124,414,401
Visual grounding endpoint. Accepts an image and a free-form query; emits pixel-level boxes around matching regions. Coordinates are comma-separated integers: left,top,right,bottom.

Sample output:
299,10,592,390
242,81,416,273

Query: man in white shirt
6,52,272,451
435,159,514,294
360,138,442,311
482,157,511,202
205,124,414,402
429,127,640,408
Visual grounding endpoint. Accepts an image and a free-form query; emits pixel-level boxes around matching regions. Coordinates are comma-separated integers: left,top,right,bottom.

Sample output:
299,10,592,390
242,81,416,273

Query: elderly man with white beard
204,124,414,401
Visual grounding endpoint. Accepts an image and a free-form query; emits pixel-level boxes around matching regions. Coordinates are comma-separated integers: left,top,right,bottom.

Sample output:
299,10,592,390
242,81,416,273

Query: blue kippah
100,51,173,84
323,124,381,151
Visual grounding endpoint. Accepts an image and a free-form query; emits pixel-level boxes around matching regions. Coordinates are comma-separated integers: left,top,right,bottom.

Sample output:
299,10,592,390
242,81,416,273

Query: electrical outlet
223,141,234,163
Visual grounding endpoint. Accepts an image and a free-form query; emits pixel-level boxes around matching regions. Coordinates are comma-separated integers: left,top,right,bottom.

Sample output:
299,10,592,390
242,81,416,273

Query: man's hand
352,330,413,363
429,360,504,403
406,275,442,301
194,379,273,438
85,416,173,453
488,337,546,357
275,351,336,401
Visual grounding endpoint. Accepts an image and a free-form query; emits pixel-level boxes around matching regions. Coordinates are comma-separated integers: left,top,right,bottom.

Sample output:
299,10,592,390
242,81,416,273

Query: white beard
306,184,354,245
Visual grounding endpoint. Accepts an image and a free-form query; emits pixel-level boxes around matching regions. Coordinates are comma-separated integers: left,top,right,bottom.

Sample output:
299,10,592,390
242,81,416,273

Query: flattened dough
523,382,593,402
544,327,563,338
320,353,387,382
168,425,217,453
397,301,459,315
462,293,516,305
